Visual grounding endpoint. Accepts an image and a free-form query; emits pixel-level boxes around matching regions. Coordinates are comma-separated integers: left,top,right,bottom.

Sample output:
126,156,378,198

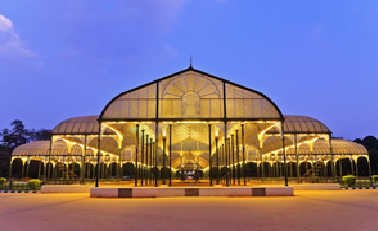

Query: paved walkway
0,190,377,230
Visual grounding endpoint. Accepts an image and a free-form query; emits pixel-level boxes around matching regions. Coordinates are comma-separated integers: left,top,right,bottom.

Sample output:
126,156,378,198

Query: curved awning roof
52,116,115,136
271,139,367,155
13,139,367,160
52,115,330,143
13,140,98,157
265,115,331,134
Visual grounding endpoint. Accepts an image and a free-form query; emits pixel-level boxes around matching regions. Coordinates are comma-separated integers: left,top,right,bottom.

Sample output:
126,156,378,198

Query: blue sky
0,0,377,140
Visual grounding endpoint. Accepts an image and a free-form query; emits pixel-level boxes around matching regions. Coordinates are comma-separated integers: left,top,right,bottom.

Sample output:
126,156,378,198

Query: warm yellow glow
163,129,167,138
235,123,239,130
215,129,219,138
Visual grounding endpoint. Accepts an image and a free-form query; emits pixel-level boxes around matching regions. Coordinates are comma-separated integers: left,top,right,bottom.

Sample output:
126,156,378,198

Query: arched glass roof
277,139,368,155
52,116,115,135
265,115,331,134
99,68,283,121
12,141,88,157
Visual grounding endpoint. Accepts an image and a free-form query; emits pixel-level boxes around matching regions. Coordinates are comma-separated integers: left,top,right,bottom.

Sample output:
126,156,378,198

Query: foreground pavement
0,190,377,230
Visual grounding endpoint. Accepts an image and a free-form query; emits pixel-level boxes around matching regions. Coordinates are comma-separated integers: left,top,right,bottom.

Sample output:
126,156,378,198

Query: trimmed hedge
343,175,356,187
0,178,5,186
28,180,41,190
372,175,378,182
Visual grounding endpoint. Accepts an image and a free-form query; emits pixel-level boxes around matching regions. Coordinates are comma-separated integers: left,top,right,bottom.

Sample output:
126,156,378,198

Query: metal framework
10,67,370,187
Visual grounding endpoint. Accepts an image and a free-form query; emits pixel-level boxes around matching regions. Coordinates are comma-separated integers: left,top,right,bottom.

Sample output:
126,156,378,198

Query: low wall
41,186,93,193
90,187,294,198
292,184,340,190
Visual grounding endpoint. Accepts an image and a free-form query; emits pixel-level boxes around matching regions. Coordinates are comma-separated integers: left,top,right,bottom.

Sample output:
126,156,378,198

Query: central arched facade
95,67,288,187
10,67,370,187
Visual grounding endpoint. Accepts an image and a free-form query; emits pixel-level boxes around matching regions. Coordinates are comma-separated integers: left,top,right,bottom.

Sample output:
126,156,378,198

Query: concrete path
0,190,377,230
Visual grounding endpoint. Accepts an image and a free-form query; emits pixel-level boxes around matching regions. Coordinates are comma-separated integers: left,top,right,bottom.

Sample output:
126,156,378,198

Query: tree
0,119,51,178
353,136,378,175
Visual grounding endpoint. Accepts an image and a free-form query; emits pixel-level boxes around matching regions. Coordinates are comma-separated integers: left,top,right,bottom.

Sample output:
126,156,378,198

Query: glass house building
11,66,369,187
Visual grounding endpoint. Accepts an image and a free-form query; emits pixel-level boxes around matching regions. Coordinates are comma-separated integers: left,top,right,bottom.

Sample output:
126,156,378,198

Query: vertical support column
93,151,97,181
281,123,288,187
9,157,13,180
21,159,24,181
231,133,235,185
221,144,226,181
108,159,114,181
242,124,246,186
215,135,219,185
310,142,314,177
208,124,212,186
258,134,264,180
154,123,158,187
350,155,354,175
275,152,279,177
48,137,52,180
81,135,86,183
289,161,293,177
162,132,167,185
367,156,372,177
145,134,149,185
150,137,153,185
294,134,299,181
135,124,140,187
66,142,73,182
87,161,90,180
222,79,227,185
105,162,109,180
155,80,159,187
101,153,105,180
269,156,272,177
44,158,47,181
141,128,145,186
53,162,56,180
329,135,334,180
38,159,42,180
225,124,229,187
169,124,172,186
117,151,120,181
235,128,240,185
355,157,358,177
339,158,343,177
26,158,30,181
21,158,25,181
227,138,231,185
324,161,327,177
95,121,101,188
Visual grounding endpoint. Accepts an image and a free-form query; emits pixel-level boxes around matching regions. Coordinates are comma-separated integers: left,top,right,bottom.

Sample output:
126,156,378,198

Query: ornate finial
189,54,193,68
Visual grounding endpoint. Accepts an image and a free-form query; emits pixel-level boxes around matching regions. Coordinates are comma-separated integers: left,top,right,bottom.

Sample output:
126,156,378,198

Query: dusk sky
0,0,377,140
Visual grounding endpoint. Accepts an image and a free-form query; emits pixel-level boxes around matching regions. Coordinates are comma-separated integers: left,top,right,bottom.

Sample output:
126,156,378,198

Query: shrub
0,178,5,186
28,180,41,190
343,175,356,187
372,175,378,182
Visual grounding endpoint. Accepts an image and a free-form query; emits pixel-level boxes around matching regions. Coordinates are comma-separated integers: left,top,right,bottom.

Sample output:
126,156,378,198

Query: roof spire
189,54,193,69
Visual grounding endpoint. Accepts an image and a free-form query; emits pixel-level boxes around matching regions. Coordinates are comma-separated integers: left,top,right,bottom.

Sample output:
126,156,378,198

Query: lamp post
235,125,240,185
215,129,219,185
231,131,235,185
169,124,172,186
141,125,145,186
163,129,167,185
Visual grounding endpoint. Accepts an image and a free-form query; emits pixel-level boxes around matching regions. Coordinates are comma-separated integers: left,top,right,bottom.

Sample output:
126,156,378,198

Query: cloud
0,14,38,58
